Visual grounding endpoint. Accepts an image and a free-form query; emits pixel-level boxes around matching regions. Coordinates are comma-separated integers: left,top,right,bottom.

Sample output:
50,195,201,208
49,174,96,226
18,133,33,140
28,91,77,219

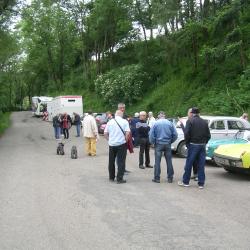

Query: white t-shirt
104,116,130,146
147,117,156,128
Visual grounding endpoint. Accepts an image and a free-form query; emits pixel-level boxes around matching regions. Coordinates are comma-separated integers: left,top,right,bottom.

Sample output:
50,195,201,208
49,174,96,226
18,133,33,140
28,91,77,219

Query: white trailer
32,96,53,117
47,95,83,121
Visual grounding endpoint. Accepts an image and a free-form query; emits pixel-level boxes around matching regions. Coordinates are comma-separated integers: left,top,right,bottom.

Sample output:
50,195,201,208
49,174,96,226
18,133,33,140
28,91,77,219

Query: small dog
57,142,65,155
71,145,78,159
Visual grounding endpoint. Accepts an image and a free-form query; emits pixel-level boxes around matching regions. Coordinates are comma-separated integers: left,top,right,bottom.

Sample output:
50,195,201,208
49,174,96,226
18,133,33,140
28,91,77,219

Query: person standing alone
136,111,152,169
104,110,130,184
149,111,178,183
178,107,211,189
73,112,81,137
179,108,198,181
82,111,99,156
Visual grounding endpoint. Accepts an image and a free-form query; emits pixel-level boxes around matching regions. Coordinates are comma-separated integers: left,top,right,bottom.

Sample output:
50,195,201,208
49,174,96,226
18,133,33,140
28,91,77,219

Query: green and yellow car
214,144,250,173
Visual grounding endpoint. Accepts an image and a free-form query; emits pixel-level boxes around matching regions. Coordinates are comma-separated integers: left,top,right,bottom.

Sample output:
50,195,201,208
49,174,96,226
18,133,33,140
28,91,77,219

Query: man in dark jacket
52,114,61,139
131,112,140,147
178,107,211,189
179,108,198,180
136,111,153,169
73,112,81,137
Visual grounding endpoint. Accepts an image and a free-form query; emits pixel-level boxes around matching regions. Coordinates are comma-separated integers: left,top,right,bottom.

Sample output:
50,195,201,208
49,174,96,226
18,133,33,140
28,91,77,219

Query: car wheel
224,167,234,173
177,141,187,158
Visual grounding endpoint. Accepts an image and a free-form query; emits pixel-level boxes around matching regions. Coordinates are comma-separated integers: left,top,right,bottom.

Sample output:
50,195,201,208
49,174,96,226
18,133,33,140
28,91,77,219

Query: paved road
0,112,250,250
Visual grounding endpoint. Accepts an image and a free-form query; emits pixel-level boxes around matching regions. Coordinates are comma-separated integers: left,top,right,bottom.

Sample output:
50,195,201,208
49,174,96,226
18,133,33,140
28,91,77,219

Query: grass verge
0,112,11,136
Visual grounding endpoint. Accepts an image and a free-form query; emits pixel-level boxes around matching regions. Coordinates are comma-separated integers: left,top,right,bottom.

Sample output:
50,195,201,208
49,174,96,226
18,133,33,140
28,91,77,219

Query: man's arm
149,125,156,145
184,120,192,143
171,125,178,143
104,122,109,141
206,124,211,143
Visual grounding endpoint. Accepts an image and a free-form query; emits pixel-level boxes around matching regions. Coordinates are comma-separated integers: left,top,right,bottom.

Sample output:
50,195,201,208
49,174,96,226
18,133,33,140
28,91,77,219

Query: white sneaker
178,181,190,187
198,185,204,189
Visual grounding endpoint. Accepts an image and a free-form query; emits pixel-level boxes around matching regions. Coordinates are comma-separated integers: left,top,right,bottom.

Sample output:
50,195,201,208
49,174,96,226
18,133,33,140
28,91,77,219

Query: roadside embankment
0,112,10,136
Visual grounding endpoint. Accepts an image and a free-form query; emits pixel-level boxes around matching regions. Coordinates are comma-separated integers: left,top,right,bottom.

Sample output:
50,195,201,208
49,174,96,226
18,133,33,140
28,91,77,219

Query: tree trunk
192,34,198,70
59,38,64,90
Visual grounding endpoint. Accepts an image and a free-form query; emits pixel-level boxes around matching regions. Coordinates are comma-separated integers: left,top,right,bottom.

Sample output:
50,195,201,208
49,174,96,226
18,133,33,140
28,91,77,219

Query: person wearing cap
149,111,178,183
178,107,211,189
178,108,198,180
147,111,156,128
136,111,152,169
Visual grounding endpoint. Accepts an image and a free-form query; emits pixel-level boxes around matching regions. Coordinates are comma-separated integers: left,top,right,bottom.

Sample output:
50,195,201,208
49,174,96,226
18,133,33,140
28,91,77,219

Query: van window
227,120,244,130
210,120,225,130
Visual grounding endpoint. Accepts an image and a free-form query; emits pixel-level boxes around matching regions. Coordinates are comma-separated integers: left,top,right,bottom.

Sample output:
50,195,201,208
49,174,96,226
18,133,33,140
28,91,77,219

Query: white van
32,96,53,117
48,95,83,121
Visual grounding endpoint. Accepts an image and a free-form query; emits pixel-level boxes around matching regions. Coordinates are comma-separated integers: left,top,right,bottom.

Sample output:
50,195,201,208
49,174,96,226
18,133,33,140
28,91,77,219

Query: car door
227,119,245,138
209,119,228,139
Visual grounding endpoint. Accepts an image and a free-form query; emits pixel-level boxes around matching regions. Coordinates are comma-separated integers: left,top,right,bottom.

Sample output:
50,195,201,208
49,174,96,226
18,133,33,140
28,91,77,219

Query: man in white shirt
82,111,99,156
104,110,130,184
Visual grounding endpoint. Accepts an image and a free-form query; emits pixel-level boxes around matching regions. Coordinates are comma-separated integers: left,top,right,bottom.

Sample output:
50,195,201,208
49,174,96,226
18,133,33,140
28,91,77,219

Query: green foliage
95,64,149,106
0,112,10,136
1,0,250,118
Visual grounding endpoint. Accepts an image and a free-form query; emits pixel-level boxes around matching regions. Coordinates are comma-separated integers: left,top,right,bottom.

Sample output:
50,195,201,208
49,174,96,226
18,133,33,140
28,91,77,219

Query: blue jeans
76,124,81,137
183,144,206,186
54,127,60,139
154,144,174,180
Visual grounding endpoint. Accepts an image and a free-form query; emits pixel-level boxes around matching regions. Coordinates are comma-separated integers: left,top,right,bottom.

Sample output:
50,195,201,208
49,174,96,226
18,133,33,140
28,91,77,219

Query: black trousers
63,128,69,139
139,138,150,166
109,143,127,181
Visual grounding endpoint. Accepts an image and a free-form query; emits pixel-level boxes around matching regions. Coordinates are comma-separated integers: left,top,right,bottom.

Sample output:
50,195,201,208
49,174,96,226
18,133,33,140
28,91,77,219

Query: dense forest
0,0,250,117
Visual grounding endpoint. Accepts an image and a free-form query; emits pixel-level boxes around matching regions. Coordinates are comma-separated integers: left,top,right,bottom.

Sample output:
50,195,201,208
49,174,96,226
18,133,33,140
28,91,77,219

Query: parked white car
172,116,250,157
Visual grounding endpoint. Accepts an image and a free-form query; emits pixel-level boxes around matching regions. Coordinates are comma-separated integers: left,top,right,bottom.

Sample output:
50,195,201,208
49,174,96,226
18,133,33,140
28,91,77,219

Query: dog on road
71,146,78,159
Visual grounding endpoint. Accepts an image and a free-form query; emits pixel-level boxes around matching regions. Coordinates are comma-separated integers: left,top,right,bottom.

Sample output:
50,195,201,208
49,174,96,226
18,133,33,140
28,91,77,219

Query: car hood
208,138,247,147
214,143,250,158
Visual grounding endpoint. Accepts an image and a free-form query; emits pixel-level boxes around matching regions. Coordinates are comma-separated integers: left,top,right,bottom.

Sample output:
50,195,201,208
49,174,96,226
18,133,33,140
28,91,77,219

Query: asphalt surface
0,112,250,250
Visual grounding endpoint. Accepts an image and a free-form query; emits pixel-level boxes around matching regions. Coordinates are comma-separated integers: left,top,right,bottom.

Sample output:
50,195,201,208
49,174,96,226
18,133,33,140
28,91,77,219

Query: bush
95,64,150,107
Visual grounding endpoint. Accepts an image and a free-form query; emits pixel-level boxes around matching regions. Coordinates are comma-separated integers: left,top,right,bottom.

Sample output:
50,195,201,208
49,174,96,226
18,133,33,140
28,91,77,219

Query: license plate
215,157,229,166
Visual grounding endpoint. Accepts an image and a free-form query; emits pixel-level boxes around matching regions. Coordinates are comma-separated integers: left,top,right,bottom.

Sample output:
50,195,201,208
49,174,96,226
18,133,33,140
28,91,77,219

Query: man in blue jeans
178,107,211,189
149,111,178,183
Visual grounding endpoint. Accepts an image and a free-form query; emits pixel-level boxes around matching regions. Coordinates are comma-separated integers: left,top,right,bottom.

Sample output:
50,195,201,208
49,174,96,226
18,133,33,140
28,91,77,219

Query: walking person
178,108,198,181
73,112,81,137
136,111,152,169
104,110,130,184
82,111,99,156
52,114,61,139
149,111,178,183
178,107,211,189
62,113,72,139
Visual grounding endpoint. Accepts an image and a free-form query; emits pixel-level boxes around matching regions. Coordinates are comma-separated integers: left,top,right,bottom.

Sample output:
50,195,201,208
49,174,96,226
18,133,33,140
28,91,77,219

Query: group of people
103,103,211,188
52,112,81,139
52,102,212,188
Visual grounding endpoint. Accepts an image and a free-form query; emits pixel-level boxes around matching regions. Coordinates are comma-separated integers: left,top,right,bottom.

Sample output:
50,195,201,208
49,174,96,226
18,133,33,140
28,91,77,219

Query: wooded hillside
0,0,250,116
